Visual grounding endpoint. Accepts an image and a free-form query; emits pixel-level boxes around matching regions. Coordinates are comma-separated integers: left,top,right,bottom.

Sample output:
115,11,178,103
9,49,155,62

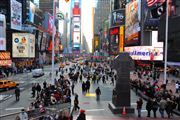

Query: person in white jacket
19,109,28,120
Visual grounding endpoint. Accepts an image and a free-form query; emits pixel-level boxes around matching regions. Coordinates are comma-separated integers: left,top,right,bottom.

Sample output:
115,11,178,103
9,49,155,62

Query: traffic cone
121,106,126,115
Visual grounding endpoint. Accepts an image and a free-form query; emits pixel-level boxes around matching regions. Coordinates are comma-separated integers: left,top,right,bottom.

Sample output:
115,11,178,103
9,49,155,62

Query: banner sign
111,9,125,27
0,14,6,50
10,0,22,30
12,33,35,58
124,46,163,61
119,26,124,52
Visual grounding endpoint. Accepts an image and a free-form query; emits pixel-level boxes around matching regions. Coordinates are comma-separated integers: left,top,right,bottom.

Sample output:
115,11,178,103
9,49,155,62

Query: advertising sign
29,1,43,26
111,9,125,27
0,52,11,60
0,14,6,50
48,15,53,33
73,23,80,31
41,33,47,51
29,34,35,57
10,0,22,30
29,1,36,23
109,27,119,55
73,32,80,43
119,26,124,52
125,0,140,46
124,46,163,61
73,16,80,22
12,33,35,58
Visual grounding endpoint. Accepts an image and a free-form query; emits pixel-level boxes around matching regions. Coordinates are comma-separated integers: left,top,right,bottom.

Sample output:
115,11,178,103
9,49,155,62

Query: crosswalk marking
5,107,24,111
86,109,105,112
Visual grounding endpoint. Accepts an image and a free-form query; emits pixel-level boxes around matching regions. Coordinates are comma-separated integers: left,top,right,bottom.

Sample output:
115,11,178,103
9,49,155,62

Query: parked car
32,69,44,77
0,80,18,90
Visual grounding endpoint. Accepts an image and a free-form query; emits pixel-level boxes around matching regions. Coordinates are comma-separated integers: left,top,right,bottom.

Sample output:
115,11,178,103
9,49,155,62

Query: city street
0,62,180,120
0,64,60,118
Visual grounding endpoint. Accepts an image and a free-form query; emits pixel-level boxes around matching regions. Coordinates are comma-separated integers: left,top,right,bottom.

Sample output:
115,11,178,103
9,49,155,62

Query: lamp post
51,0,56,85
163,0,169,84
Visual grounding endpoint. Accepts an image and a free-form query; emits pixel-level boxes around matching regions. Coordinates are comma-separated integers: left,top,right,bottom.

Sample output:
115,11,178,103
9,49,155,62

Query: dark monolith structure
109,52,134,114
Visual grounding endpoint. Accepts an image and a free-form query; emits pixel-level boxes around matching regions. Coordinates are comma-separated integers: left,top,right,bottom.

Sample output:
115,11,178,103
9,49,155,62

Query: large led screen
125,46,163,61
125,0,141,46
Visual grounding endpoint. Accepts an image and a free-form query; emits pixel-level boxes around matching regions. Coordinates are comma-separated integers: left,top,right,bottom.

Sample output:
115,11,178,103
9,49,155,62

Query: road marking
86,109,105,112
5,107,24,111
141,109,147,112
131,103,137,105
85,93,96,97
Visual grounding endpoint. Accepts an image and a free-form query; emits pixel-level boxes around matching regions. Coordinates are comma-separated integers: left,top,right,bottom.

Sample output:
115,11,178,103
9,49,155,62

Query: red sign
73,8,80,16
0,60,12,66
0,52,11,60
48,15,53,34
110,28,119,35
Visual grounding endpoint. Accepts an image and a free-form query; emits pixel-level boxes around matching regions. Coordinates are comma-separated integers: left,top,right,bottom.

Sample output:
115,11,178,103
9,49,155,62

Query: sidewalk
131,72,180,96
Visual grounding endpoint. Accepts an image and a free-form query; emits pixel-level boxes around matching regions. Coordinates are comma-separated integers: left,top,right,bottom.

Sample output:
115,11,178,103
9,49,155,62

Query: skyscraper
94,0,110,34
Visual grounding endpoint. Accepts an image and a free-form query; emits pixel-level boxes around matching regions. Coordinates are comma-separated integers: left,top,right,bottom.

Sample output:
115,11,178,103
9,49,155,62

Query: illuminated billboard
73,32,80,43
0,14,6,50
12,33,35,58
124,46,163,61
125,0,141,46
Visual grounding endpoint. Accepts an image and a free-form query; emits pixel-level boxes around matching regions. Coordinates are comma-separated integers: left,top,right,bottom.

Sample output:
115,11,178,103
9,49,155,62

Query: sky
59,0,96,52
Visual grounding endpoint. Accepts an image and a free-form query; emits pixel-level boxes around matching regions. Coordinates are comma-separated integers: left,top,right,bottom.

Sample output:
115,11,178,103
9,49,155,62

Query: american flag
147,0,160,7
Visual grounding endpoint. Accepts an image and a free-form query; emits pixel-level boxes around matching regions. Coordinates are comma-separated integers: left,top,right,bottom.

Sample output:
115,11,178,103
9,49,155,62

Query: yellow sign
119,26,124,52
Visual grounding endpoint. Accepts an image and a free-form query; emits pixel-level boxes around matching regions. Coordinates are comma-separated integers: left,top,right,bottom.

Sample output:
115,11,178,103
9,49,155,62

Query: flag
151,1,166,18
147,0,159,7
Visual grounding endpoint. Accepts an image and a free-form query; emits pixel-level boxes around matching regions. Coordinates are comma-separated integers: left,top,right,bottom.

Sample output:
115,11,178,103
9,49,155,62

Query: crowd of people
131,66,180,118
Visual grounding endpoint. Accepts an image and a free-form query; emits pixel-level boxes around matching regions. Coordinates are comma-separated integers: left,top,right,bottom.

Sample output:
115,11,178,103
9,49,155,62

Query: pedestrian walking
36,83,41,95
159,98,167,118
175,81,179,93
82,81,86,94
15,86,20,101
31,84,36,98
146,99,152,117
19,109,28,120
152,98,158,118
166,98,173,118
110,77,115,86
71,82,75,95
95,87,101,101
43,81,47,89
136,98,143,117
77,109,86,120
74,94,80,111
85,80,90,93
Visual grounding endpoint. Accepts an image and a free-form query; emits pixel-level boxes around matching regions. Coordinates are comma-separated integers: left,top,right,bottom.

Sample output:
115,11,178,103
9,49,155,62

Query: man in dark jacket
77,109,86,120
95,87,101,101
152,98,158,118
15,86,20,101
146,99,152,117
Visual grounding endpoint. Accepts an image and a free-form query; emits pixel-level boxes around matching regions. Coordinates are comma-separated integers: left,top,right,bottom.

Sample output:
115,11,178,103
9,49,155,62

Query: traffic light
65,0,69,2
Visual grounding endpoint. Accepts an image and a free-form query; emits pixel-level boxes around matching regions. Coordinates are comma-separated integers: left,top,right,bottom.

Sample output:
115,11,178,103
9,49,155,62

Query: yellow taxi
59,63,65,68
0,80,18,90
